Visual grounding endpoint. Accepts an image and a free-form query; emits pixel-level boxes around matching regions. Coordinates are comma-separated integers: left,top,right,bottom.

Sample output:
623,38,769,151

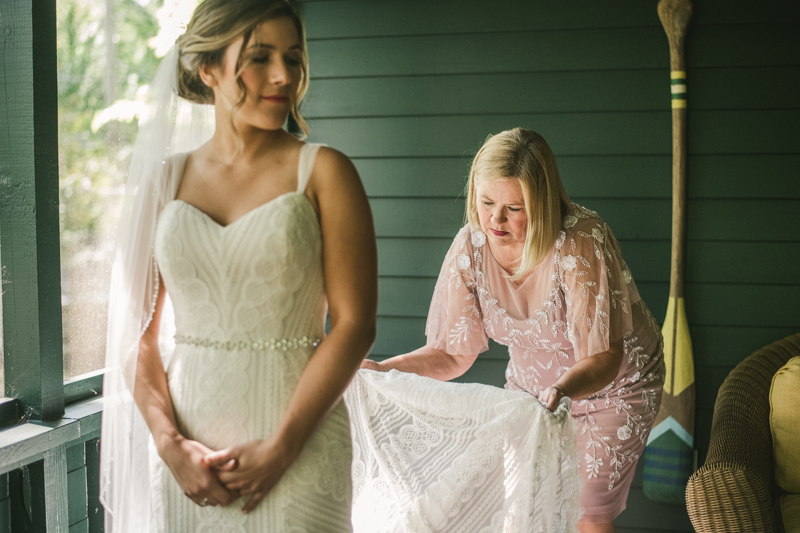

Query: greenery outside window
1,0,192,422
57,0,165,381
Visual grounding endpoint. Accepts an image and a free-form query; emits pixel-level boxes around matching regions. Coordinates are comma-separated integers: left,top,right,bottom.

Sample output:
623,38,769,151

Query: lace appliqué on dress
346,369,581,533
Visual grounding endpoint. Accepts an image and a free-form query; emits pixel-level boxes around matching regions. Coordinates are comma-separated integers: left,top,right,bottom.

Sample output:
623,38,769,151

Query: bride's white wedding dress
146,139,578,532
150,143,353,532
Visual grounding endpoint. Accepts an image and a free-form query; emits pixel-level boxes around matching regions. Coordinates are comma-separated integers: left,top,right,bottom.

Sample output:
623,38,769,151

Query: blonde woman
100,1,376,531
362,128,664,532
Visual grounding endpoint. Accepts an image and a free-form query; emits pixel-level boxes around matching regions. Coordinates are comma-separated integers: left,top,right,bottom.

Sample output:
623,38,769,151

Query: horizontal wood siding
303,0,799,529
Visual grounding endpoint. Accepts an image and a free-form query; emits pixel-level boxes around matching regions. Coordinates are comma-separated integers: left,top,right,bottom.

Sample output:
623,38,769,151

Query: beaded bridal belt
174,334,321,351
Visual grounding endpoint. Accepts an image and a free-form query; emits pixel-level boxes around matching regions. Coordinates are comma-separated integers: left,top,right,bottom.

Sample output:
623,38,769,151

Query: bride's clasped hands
202,436,298,514
156,433,296,514
158,436,239,509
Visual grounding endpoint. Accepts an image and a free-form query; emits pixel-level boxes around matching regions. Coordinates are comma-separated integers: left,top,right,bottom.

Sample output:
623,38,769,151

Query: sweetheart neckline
168,191,315,229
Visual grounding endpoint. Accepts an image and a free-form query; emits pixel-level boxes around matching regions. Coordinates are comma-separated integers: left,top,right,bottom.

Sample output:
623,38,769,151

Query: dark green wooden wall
302,0,800,530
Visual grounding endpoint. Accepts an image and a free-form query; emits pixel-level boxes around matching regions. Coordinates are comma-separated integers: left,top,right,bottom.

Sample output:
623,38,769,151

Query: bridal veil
99,45,214,532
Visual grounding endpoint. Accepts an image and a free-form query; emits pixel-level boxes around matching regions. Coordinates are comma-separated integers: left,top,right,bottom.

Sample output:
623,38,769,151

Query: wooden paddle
643,0,696,504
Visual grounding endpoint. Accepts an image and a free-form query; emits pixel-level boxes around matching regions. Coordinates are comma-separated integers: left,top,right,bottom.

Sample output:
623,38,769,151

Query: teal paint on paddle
644,431,693,502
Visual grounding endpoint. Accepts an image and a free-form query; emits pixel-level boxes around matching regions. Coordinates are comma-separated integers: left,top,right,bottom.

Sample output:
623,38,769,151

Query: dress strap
297,143,326,193
164,152,190,203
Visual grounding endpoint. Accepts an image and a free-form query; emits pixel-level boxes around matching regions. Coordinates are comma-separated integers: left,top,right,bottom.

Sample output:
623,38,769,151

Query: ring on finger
199,498,208,507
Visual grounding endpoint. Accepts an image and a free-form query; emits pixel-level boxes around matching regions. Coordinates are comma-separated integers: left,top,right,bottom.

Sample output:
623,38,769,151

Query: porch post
0,0,64,420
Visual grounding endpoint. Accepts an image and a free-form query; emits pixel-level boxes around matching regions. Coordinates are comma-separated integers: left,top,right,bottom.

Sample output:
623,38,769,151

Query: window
1,0,194,420
57,0,190,380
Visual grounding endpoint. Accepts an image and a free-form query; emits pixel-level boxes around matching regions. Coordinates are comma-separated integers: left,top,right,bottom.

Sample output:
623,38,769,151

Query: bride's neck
209,117,292,165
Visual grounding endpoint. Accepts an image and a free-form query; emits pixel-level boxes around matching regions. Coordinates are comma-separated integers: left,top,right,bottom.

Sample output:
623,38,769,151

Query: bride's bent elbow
361,321,377,359
360,317,377,347
330,316,377,355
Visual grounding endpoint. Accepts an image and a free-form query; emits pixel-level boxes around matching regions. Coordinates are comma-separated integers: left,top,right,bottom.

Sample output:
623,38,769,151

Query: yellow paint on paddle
670,71,687,109
662,297,695,395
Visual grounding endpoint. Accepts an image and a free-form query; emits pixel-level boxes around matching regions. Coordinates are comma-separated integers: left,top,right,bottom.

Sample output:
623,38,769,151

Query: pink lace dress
426,204,665,523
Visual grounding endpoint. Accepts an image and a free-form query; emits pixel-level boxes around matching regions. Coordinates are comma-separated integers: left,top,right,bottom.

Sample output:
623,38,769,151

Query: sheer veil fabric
345,370,581,533
99,45,214,532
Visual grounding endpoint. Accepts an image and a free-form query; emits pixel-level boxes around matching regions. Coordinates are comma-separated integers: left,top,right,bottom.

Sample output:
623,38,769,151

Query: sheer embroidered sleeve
425,226,489,356
556,211,637,361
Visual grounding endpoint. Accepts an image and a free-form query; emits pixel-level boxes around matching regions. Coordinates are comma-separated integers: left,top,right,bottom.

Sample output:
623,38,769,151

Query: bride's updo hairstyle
466,128,571,281
176,0,310,138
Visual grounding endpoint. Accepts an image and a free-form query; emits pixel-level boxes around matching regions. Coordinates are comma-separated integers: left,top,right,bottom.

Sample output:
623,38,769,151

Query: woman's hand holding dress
537,342,623,411
537,384,568,411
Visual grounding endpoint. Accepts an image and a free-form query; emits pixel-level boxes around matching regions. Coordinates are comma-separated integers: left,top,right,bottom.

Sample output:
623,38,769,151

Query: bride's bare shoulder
314,145,357,175
308,146,362,196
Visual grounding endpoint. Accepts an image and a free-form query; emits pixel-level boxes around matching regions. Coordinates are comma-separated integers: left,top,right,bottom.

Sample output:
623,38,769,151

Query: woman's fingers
538,386,561,411
204,448,237,468
164,438,239,508
189,474,237,507
205,455,238,472
360,359,387,372
218,476,246,491
537,388,549,406
203,438,291,506
242,491,267,514
217,459,238,471
216,469,276,495
549,389,561,411
217,469,238,485
208,478,237,507
217,468,255,489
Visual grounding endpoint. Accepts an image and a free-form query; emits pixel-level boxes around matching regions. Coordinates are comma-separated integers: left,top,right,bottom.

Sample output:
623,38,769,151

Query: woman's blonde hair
176,0,310,139
466,128,571,281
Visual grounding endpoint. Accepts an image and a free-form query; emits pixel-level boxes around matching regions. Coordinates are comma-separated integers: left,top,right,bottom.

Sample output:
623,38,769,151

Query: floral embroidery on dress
554,205,633,356
561,254,578,271
470,230,486,248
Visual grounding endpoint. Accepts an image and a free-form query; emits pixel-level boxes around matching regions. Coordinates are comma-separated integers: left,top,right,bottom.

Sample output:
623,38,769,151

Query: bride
99,1,376,531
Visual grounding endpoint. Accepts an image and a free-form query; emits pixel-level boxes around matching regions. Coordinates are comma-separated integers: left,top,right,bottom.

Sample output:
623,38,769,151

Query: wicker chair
686,333,800,532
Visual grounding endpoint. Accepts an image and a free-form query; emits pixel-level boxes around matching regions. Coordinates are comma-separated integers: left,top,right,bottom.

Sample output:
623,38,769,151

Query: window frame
1,0,102,430
0,3,105,529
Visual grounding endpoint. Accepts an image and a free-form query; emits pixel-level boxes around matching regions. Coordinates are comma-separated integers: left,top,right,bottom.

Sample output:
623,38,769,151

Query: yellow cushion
781,494,800,533
771,356,800,493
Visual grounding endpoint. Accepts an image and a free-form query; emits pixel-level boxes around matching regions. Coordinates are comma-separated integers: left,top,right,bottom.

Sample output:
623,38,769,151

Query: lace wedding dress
345,370,581,533
149,143,353,532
